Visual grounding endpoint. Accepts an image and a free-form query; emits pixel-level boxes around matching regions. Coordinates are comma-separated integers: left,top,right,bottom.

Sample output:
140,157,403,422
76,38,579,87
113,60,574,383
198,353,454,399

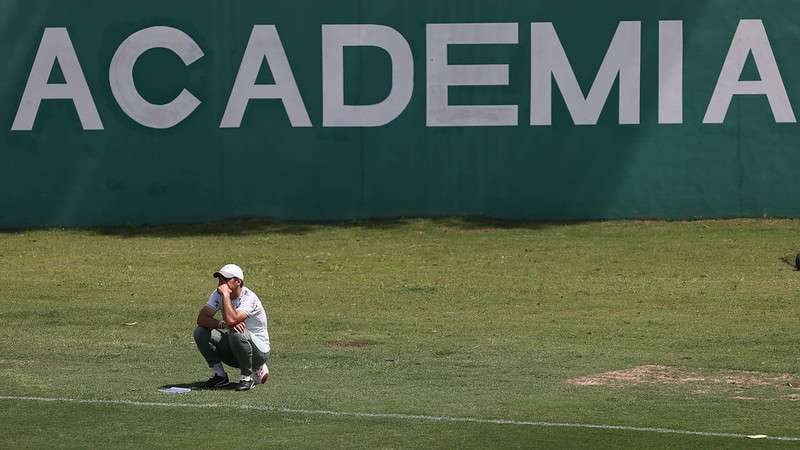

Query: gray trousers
193,326,269,377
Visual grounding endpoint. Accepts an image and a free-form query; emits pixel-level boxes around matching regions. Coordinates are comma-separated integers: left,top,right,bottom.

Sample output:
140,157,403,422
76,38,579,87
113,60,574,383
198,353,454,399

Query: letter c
109,26,203,129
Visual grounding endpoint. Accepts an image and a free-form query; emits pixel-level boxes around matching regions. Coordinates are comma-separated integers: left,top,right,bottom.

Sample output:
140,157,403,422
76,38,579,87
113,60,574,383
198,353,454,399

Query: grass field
1,218,799,448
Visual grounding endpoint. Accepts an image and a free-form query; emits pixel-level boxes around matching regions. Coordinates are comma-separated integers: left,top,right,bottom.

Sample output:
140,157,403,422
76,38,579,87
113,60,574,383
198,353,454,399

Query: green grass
1,218,799,448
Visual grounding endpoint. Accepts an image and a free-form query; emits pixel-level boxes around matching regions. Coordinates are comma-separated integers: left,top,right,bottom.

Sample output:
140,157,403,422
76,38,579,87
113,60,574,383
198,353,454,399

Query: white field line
1,395,798,442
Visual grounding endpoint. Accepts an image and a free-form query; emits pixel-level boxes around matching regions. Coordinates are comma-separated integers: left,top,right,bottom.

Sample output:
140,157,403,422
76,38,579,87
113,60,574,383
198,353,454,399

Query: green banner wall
2,0,800,227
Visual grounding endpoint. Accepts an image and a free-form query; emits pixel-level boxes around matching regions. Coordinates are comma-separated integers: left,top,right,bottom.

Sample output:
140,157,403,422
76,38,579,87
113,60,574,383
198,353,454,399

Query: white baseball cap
213,264,244,281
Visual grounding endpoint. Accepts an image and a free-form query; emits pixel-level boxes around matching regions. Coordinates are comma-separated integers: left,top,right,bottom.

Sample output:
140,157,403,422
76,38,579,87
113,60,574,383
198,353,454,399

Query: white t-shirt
206,287,270,353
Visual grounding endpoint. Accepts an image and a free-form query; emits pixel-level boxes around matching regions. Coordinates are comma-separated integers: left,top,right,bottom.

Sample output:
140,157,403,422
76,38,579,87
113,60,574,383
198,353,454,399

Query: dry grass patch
568,365,800,401
329,340,370,348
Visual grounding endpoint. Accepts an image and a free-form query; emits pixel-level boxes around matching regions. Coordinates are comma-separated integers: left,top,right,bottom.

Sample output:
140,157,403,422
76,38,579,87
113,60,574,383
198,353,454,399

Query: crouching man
193,264,270,391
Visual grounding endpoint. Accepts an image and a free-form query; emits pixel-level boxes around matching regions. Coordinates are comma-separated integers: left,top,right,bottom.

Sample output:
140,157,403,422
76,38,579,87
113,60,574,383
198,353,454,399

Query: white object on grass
158,387,191,394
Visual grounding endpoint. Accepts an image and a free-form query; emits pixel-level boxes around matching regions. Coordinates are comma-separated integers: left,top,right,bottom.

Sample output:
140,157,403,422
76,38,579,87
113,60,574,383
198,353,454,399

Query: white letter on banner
221,25,311,128
659,21,683,124
531,21,641,126
12,28,103,130
426,23,518,127
703,19,796,124
109,27,203,129
322,25,413,127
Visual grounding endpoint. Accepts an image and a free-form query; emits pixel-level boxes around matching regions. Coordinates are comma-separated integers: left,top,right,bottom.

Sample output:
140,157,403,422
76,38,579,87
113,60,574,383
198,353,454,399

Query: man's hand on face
217,282,232,297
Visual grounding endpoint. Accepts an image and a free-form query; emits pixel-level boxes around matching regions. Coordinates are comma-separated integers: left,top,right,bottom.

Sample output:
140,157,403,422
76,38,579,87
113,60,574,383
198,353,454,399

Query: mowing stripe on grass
1,395,798,442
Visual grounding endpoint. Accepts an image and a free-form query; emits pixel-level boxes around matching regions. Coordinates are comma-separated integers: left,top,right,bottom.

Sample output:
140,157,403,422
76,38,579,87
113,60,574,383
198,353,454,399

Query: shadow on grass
61,216,584,238
779,255,799,271
158,381,238,391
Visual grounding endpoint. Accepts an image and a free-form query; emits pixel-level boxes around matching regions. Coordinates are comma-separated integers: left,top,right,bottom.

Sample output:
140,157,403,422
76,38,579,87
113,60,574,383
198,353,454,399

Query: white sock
212,363,226,377
241,375,252,382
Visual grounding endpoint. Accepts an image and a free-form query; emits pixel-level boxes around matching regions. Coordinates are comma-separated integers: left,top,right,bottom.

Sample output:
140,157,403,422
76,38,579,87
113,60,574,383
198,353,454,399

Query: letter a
12,28,103,130
221,25,311,128
704,20,796,124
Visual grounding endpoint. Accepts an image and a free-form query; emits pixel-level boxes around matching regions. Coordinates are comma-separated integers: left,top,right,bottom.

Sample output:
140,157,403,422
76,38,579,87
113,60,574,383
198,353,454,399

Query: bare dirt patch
567,365,800,401
330,340,369,348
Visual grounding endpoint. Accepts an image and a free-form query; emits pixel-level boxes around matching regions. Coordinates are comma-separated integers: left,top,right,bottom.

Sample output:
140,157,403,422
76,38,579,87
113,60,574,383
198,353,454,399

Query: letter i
659,21,683,124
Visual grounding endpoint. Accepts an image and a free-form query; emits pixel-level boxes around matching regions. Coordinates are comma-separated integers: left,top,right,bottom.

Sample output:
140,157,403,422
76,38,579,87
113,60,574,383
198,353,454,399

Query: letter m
531,22,640,126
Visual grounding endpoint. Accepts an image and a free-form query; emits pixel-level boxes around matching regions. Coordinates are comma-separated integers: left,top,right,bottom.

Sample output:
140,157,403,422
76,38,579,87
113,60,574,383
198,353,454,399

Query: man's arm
196,305,224,330
217,285,248,328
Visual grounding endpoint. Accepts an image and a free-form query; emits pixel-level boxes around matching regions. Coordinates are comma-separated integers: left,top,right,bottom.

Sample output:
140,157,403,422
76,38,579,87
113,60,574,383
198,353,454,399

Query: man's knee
193,326,211,343
227,329,250,346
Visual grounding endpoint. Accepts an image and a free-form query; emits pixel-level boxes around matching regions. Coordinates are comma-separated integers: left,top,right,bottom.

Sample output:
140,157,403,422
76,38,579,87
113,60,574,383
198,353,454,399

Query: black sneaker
200,373,229,389
235,378,256,391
